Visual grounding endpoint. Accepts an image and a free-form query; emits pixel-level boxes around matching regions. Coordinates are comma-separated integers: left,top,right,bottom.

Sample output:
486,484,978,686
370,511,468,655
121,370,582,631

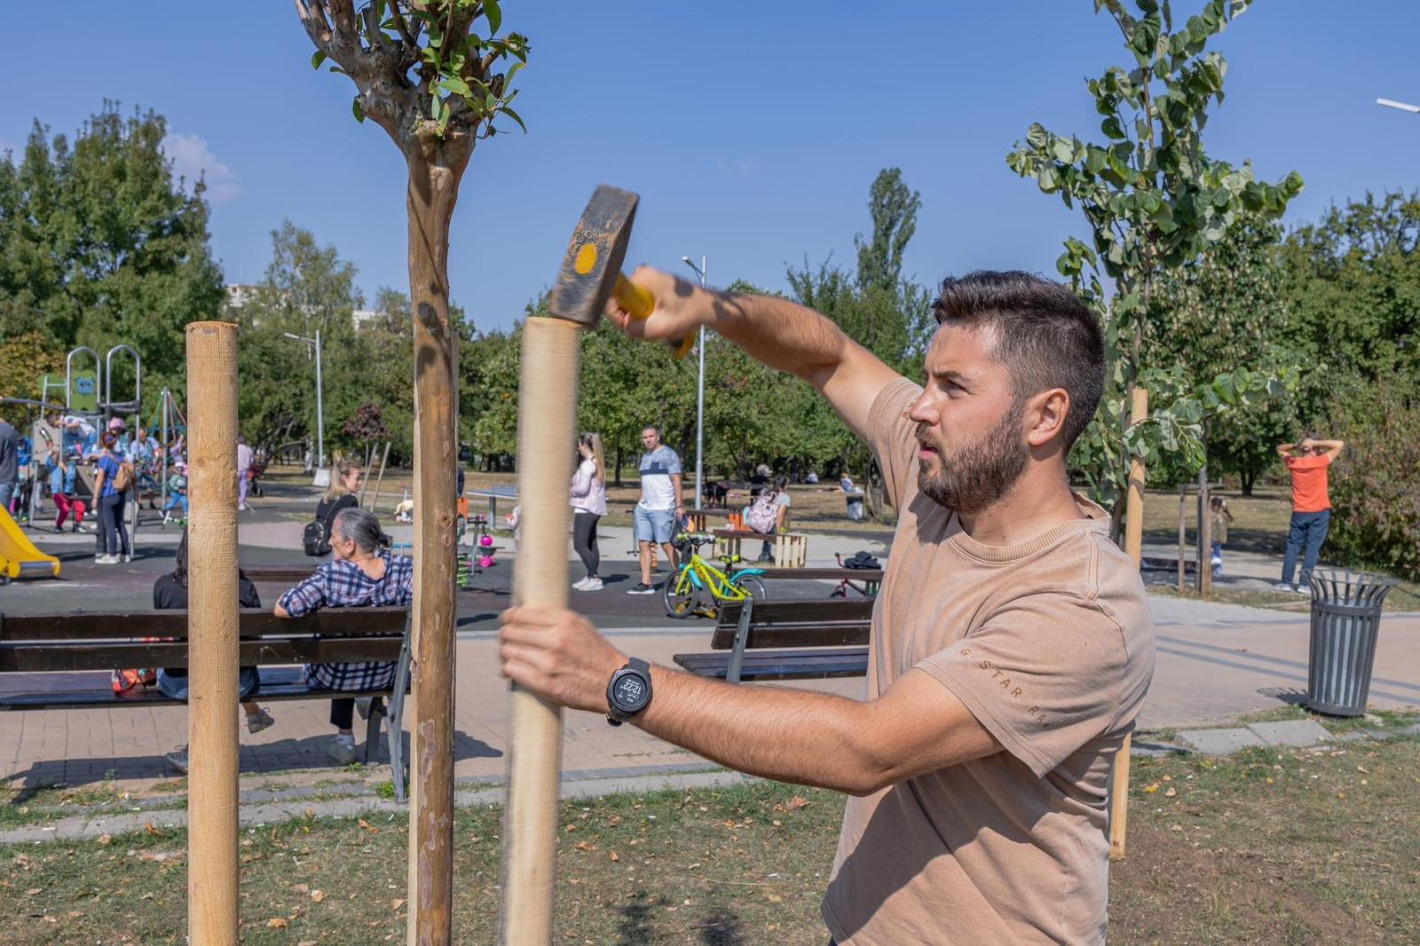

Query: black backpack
302,519,330,557
843,550,881,570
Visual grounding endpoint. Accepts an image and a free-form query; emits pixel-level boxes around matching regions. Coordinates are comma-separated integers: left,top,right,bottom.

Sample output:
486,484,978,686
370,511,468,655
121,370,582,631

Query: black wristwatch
606,657,653,726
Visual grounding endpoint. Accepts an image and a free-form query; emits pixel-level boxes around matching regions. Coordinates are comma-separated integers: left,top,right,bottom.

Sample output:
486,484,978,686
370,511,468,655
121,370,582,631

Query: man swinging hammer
501,266,1156,944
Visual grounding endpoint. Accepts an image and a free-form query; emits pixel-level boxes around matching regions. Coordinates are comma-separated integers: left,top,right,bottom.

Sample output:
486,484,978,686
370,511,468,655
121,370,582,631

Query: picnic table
467,484,517,521
712,528,808,568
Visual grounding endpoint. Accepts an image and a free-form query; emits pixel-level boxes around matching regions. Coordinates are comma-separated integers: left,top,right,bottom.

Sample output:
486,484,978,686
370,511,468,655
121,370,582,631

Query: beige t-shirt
821,379,1156,946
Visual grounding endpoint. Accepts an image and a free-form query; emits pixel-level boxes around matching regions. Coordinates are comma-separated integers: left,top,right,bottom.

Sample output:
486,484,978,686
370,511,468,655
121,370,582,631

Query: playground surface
3,479,1418,800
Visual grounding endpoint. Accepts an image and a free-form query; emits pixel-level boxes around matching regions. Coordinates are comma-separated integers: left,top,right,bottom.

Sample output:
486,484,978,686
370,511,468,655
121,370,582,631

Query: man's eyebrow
931,369,971,385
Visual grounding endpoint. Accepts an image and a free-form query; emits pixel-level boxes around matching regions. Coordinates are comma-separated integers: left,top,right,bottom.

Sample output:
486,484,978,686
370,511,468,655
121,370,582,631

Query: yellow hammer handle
613,273,693,360
613,273,656,320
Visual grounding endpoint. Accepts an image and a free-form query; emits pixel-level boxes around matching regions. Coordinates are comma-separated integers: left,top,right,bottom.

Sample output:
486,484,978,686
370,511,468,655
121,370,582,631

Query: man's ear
1025,388,1071,450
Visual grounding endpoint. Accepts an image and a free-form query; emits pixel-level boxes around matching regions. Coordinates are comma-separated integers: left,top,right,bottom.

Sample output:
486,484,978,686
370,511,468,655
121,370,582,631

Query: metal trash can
1306,568,1396,717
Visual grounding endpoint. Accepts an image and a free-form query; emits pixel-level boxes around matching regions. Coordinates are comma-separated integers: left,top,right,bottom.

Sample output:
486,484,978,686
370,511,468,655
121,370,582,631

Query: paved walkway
3,487,1418,797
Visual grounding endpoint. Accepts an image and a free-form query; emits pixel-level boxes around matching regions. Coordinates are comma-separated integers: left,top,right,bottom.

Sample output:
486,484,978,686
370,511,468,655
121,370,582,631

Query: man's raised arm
608,267,905,441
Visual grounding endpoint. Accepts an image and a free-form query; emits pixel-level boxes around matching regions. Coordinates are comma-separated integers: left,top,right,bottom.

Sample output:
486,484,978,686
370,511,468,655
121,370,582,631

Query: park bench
673,597,873,683
0,605,413,801
728,564,884,597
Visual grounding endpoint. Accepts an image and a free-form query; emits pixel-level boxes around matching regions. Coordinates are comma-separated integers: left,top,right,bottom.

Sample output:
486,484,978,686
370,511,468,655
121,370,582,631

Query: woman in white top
569,432,608,591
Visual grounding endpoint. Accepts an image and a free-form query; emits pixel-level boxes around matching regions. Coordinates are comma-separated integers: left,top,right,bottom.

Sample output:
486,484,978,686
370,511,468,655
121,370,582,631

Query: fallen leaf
391,898,407,912
144,823,162,837
564,823,578,832
294,884,310,895
574,841,596,852
609,851,620,862
299,941,318,946
1142,782,1160,794
311,890,325,903
771,820,782,827
767,894,783,903
97,835,112,846
787,796,808,809
358,819,379,834
1357,766,1369,774
140,893,154,901
267,918,288,930
1164,787,1177,798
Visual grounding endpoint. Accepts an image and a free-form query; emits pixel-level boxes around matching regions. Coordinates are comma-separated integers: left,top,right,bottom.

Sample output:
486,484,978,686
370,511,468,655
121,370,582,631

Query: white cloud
162,132,241,204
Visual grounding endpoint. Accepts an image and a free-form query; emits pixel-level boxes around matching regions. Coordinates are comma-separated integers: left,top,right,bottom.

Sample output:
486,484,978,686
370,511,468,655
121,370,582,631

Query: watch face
612,672,650,712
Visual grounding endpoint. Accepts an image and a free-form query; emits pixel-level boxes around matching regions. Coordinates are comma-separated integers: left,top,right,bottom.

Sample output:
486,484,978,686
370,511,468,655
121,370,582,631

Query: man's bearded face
915,397,1029,515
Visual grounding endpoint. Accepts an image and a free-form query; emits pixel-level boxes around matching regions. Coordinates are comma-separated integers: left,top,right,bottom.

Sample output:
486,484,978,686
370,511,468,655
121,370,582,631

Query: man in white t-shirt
628,425,683,594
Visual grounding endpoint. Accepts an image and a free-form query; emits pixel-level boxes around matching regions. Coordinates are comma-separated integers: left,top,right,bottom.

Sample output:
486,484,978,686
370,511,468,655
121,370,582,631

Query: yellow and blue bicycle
663,532,768,619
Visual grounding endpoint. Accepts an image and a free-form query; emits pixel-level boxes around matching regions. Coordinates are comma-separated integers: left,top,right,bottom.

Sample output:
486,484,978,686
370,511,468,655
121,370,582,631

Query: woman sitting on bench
156,528,276,774
275,507,413,765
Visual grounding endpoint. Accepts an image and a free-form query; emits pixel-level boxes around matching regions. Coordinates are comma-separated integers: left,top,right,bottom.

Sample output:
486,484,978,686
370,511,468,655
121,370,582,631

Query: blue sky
2,1,1417,334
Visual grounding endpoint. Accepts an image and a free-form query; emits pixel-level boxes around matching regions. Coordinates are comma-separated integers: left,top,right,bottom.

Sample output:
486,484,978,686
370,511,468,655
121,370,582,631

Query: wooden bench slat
0,667,402,711
1,638,404,674
727,566,883,582
710,599,873,650
674,648,869,681
0,608,408,642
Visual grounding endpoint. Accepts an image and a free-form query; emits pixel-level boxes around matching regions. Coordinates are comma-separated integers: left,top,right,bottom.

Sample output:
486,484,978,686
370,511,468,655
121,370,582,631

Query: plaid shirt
278,552,413,692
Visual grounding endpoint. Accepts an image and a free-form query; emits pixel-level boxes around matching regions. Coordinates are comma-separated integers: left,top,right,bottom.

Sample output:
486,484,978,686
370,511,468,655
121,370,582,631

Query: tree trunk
404,146,465,946
614,448,623,487
1240,467,1255,496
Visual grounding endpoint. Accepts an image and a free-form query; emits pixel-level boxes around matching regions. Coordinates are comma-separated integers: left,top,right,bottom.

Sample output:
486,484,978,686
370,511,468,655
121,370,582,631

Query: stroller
245,451,269,498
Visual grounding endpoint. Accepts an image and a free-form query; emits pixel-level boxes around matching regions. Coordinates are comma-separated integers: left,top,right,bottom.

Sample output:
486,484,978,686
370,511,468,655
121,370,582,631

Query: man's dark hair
931,270,1104,451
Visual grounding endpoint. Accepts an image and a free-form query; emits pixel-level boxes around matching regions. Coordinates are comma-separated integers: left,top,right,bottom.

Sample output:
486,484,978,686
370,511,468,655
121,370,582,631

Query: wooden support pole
500,317,579,945
1177,489,1187,594
1199,470,1213,600
185,321,240,944
408,305,458,946
1111,386,1148,861
369,441,391,512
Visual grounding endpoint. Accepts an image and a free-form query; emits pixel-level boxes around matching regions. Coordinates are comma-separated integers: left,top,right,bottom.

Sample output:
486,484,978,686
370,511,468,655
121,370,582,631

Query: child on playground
162,461,189,525
44,450,87,532
1210,495,1234,578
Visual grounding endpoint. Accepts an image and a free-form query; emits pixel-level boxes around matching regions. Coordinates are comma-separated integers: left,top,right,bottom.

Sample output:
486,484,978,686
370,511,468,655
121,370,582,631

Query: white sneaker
327,734,358,766
581,577,604,592
96,554,119,565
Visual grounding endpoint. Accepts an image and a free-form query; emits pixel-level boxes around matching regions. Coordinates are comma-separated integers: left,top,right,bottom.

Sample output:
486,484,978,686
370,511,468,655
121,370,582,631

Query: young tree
294,5,529,939
1006,0,1303,516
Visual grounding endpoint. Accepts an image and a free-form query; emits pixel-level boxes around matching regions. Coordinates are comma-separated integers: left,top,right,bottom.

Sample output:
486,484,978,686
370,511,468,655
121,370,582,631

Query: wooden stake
185,321,240,944
1199,471,1213,600
369,442,391,512
1177,489,1187,594
500,318,578,945
1111,386,1148,861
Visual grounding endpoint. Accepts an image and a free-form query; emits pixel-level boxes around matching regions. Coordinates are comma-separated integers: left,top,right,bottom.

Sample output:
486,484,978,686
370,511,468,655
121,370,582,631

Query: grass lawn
5,734,1418,944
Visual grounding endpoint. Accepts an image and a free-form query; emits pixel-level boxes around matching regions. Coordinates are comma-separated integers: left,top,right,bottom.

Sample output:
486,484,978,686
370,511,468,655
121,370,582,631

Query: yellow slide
0,506,61,582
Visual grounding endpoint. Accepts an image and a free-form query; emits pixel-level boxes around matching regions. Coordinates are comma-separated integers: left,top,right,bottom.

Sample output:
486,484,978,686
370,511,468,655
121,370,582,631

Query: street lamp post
1377,98,1420,114
681,256,708,512
284,329,325,481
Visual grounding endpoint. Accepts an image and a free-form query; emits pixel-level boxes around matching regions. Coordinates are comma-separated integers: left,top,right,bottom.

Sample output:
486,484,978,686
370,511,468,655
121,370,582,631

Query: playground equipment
0,506,60,583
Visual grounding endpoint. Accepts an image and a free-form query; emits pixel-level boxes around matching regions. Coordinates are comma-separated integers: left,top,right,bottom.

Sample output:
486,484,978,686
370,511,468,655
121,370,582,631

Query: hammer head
548,184,639,329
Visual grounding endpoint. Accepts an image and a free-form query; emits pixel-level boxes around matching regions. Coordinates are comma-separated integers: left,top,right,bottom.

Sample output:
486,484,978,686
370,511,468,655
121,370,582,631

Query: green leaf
311,50,328,70
442,76,472,97
351,97,365,124
1051,137,1076,164
483,0,503,35
1026,124,1049,149
499,105,527,133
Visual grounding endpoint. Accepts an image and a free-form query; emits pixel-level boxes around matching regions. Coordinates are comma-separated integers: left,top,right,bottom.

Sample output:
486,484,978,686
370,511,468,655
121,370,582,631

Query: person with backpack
304,459,362,557
744,474,791,562
93,431,133,564
277,507,411,765
156,528,276,773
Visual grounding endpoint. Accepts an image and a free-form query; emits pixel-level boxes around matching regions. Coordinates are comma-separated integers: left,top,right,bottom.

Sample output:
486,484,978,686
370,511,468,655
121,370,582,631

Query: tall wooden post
1197,468,1212,599
1111,386,1148,860
185,322,240,944
500,318,579,944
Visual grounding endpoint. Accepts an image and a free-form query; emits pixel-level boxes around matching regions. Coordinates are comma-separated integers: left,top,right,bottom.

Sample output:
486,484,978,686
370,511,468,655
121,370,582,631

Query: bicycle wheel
663,570,701,619
732,575,768,602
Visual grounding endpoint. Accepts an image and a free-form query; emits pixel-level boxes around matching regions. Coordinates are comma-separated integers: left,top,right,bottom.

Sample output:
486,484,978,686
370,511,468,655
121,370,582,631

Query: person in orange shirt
1274,435,1344,592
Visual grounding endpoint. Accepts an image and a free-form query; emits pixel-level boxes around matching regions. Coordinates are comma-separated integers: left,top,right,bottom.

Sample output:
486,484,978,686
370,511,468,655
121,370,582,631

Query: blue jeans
1281,509,1331,586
